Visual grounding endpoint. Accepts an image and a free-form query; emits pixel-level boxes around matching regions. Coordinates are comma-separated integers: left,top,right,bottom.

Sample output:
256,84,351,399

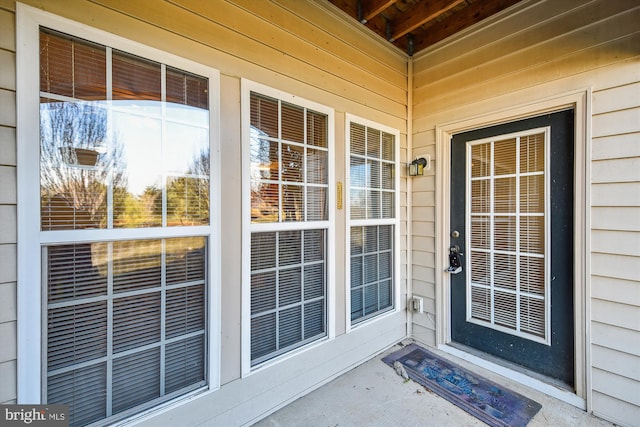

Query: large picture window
347,117,399,325
245,85,333,368
22,23,220,426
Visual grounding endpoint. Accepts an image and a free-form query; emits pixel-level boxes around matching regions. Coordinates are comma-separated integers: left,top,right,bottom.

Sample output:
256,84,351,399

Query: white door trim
434,89,591,409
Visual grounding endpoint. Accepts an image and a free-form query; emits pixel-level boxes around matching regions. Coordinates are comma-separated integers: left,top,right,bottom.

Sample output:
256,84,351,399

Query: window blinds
349,121,396,324
248,92,329,365
468,132,547,340
39,28,211,426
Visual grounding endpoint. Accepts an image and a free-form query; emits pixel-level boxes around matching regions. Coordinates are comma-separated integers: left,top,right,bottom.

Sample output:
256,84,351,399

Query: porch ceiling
326,0,524,55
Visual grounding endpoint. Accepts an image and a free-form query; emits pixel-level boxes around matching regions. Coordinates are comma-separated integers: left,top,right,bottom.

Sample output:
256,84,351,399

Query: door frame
434,89,591,409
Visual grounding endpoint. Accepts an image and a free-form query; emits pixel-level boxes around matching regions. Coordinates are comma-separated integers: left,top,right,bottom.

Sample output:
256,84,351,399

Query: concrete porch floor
254,342,614,427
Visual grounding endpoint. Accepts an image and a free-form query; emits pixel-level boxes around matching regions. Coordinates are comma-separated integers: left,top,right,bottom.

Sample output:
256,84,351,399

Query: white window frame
16,3,222,407
464,127,551,345
240,79,335,376
345,114,400,332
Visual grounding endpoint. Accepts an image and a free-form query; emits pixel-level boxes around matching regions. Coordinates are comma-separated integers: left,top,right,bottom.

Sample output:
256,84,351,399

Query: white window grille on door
466,129,550,344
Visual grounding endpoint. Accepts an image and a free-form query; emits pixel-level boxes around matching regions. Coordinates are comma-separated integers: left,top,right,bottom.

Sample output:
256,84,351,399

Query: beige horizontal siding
0,1,16,406
410,0,640,424
592,344,640,382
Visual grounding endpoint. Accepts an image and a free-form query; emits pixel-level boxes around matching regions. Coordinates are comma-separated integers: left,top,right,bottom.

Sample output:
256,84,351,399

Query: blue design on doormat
383,344,542,427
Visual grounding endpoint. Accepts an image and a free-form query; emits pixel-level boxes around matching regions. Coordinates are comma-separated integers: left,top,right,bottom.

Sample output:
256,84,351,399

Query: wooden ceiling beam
360,0,397,24
407,0,521,52
389,0,466,42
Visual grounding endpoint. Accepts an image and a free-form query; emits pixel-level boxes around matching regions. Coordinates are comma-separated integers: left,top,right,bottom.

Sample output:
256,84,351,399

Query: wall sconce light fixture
408,156,429,176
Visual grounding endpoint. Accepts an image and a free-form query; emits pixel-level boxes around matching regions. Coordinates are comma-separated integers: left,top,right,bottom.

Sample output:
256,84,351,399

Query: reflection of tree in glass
166,149,210,226
40,101,126,230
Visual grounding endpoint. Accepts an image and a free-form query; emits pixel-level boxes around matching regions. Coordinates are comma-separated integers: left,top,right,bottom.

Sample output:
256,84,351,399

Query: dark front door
450,110,575,387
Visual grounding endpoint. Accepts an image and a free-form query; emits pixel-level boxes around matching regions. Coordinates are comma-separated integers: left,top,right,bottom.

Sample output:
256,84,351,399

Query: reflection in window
249,93,328,223
39,29,210,230
38,27,214,427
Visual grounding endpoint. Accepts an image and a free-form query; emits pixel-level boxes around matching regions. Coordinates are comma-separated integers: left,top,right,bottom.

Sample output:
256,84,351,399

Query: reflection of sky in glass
39,99,209,200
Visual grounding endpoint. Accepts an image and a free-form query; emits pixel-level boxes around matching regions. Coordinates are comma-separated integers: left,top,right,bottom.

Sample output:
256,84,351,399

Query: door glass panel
467,131,548,342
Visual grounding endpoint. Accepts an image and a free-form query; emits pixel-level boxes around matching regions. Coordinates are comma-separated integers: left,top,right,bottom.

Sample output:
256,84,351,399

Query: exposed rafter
328,0,524,56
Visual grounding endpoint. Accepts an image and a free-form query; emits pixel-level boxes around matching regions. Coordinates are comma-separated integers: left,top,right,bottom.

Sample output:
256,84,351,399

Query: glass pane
282,143,304,182
364,226,378,253
166,285,205,338
350,256,362,287
166,237,206,284
279,306,302,348
307,148,327,184
165,336,205,394
350,227,363,255
366,128,381,158
166,177,210,226
112,240,161,293
304,300,324,338
251,271,276,314
382,132,395,161
112,348,160,414
40,30,106,100
251,232,276,270
351,289,363,320
304,229,324,263
494,253,516,290
471,179,490,213
250,137,278,180
470,216,490,250
520,216,544,254
494,138,516,175
471,143,491,178
251,313,276,361
113,292,161,353
494,177,516,213
281,102,304,143
166,67,208,110
366,190,380,219
381,192,394,219
40,101,110,230
165,123,209,175
304,264,324,300
379,225,392,251
494,216,516,252
112,51,161,103
368,159,380,189
279,230,302,266
282,185,304,221
48,364,107,427
307,186,327,221
364,254,378,284
307,111,327,148
48,301,107,370
382,162,394,190
350,123,366,156
520,256,545,295
379,251,391,279
350,157,366,188
47,244,107,302
250,93,278,138
251,182,279,223
470,286,490,322
494,291,516,328
520,175,545,213
279,267,302,306
470,250,490,285
520,133,545,173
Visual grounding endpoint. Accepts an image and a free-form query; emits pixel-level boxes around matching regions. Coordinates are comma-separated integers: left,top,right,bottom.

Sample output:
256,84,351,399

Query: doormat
382,344,542,427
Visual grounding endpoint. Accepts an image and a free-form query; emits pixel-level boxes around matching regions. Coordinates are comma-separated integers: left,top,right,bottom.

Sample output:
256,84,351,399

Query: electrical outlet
410,297,423,313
